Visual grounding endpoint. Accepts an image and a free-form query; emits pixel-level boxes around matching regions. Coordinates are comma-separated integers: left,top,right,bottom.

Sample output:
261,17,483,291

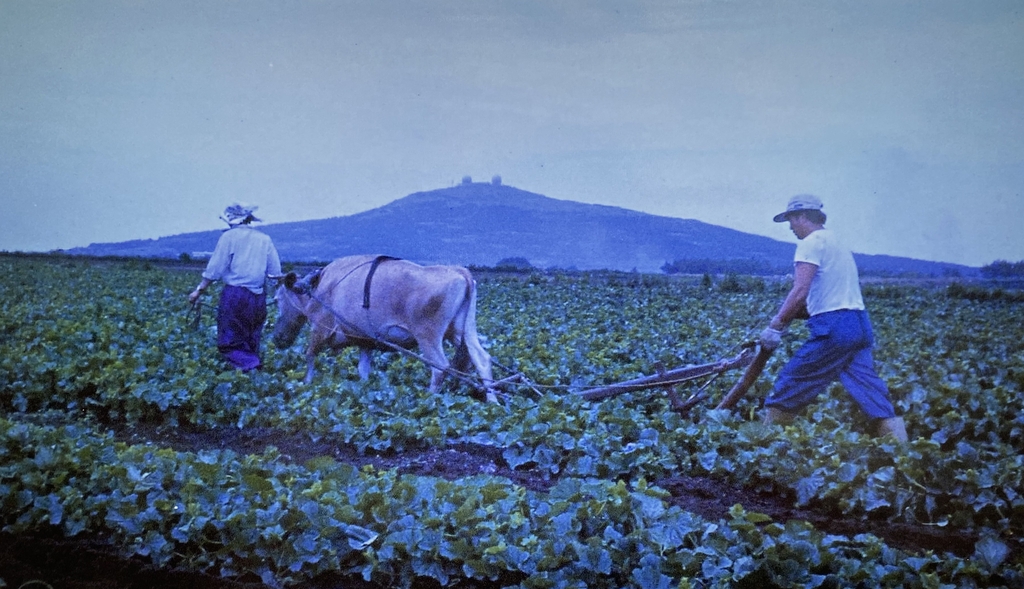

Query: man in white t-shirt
758,194,907,441
188,203,282,371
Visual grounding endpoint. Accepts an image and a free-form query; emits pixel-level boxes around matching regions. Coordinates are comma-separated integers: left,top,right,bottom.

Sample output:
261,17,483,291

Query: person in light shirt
759,194,907,442
189,203,282,371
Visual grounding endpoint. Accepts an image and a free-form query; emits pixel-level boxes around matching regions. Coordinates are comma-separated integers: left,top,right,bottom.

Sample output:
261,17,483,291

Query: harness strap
363,255,400,309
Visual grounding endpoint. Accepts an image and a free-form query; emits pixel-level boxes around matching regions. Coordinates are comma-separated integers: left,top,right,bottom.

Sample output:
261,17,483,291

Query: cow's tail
451,268,489,378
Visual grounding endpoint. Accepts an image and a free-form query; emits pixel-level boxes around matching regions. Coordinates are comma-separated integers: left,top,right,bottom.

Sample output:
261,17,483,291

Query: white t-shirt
202,226,282,294
794,228,864,316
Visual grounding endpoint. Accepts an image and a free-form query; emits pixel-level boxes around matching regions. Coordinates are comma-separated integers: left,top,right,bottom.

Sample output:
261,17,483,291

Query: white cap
773,194,823,223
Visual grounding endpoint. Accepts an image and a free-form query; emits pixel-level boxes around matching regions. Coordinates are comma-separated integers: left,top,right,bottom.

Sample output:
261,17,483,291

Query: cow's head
271,272,310,349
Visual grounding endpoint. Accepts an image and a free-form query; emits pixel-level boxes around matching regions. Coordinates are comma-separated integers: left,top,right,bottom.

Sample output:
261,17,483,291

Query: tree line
660,258,785,276
980,259,1024,278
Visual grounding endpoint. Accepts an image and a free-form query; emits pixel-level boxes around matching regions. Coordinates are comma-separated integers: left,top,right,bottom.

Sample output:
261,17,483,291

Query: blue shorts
766,309,896,419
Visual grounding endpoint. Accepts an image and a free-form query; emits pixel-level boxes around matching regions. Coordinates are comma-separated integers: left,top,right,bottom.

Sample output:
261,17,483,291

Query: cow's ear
284,272,298,290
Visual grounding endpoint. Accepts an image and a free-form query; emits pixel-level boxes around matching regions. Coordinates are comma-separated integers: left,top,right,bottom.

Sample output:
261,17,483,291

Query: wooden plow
576,343,773,413
277,271,778,409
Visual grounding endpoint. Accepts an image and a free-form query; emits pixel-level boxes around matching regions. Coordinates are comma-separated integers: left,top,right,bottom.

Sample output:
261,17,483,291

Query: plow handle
714,344,774,410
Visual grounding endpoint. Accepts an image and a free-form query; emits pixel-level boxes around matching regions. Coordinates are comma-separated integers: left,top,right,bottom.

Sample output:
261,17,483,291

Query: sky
2,1,1022,268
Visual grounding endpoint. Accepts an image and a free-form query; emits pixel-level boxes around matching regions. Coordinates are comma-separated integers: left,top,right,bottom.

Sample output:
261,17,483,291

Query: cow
272,255,497,402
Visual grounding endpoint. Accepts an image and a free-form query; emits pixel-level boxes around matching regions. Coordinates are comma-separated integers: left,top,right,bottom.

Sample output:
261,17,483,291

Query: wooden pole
577,348,754,401
714,345,774,410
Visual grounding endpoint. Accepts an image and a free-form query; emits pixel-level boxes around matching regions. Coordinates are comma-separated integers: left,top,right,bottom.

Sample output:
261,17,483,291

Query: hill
64,182,974,276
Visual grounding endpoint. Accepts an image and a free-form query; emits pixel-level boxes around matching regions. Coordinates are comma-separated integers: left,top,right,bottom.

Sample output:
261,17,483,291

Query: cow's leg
427,354,450,393
449,281,497,402
462,334,497,403
416,334,451,393
446,336,497,403
303,326,329,384
454,338,495,402
358,348,372,380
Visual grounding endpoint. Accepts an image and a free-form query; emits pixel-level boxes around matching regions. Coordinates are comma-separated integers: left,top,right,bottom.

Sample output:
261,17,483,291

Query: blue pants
216,285,267,371
766,309,896,419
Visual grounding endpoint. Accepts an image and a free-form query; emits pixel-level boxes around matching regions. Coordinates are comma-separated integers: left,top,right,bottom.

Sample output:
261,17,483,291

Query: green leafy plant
1,256,1023,587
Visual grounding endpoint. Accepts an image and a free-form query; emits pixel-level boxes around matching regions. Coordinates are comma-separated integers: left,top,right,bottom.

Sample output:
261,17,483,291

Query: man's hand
189,279,212,305
759,326,785,351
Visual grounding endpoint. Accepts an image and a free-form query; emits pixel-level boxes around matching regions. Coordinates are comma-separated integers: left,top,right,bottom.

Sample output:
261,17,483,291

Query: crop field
1,254,1023,588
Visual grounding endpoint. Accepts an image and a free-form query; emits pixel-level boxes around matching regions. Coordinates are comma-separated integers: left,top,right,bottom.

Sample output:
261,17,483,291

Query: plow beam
576,347,755,402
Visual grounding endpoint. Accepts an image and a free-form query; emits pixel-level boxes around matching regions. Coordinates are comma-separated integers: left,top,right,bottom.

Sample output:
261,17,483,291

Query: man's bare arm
770,262,817,330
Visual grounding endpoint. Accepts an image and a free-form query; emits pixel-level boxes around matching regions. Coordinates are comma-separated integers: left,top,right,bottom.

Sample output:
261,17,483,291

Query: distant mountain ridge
65,182,974,276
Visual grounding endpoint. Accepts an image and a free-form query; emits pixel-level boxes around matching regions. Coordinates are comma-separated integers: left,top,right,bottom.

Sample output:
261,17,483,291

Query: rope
185,300,204,331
